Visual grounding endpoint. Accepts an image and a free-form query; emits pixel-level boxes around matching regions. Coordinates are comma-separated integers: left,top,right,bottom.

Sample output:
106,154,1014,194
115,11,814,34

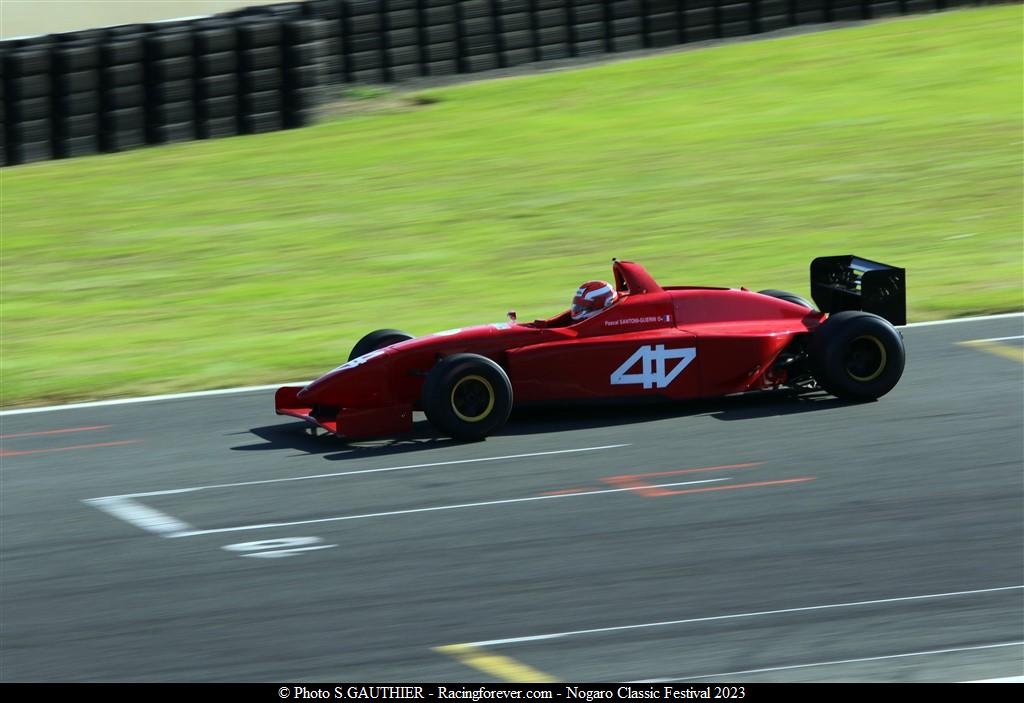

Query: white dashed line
102,444,632,498
83,496,194,538
463,585,1024,647
167,478,731,538
636,641,1024,682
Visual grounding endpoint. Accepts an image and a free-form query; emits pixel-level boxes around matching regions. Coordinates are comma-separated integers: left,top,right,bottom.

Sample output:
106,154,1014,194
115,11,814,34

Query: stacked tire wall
1,0,1002,166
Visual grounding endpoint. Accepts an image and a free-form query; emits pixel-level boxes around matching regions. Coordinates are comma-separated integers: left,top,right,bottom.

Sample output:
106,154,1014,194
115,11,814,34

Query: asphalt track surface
2,316,1022,682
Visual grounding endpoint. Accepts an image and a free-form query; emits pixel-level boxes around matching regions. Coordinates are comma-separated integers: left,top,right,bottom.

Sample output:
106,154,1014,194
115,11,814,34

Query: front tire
421,354,513,441
348,329,414,361
809,311,905,400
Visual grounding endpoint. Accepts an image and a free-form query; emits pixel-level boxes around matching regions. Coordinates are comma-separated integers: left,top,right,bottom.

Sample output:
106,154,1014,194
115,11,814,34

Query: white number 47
610,344,696,390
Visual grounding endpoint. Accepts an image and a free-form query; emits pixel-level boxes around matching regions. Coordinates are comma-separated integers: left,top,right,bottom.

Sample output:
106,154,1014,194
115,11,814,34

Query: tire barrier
100,33,147,152
145,28,196,144
0,0,998,165
194,22,241,139
346,1,389,83
3,43,55,163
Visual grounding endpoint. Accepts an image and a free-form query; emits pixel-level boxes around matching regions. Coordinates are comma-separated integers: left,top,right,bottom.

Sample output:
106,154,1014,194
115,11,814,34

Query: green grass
2,7,1022,407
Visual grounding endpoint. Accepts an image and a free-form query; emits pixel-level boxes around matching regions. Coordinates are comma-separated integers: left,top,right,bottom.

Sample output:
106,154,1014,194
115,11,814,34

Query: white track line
902,313,1022,329
634,641,1024,682
962,335,1024,344
167,478,731,538
3,313,1021,416
967,675,1024,683
462,585,1024,647
0,382,308,416
98,444,631,499
83,496,194,538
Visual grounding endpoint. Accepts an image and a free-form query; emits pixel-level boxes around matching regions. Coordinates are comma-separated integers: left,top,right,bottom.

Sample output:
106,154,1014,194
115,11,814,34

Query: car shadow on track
499,391,855,435
231,420,463,459
235,392,855,458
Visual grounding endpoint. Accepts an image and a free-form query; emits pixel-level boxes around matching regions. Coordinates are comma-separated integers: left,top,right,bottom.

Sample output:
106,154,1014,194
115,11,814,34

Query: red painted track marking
0,425,112,440
600,462,764,497
654,477,816,497
0,440,142,457
602,474,814,498
542,463,766,498
606,462,763,481
601,475,679,497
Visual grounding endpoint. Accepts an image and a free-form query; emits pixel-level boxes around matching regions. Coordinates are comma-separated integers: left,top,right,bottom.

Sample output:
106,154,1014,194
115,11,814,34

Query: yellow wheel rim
847,335,888,382
451,375,495,423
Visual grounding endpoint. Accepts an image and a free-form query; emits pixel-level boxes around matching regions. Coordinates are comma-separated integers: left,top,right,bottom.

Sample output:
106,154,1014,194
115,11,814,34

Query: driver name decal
611,344,696,389
604,315,671,327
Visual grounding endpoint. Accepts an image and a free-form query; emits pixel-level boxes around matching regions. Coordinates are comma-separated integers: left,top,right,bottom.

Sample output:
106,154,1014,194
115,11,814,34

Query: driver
571,280,619,321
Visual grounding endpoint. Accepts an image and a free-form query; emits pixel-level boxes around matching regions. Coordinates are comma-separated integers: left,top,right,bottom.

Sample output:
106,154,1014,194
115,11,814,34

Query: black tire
150,56,195,82
102,106,145,131
284,20,325,44
348,329,414,361
503,48,536,66
573,22,606,42
285,87,323,111
538,26,568,44
809,311,905,400
499,0,531,14
56,69,99,94
101,128,146,152
425,25,457,43
241,67,283,92
349,15,383,35
242,90,282,114
387,46,420,66
387,10,419,30
198,75,238,99
425,42,457,61
238,21,283,50
149,121,195,144
573,6,605,25
195,28,237,54
199,95,238,119
103,63,144,87
758,289,815,310
101,39,144,66
502,30,534,50
464,54,499,72
287,65,323,88
149,100,195,124
58,91,100,115
55,135,100,158
242,46,282,71
198,116,240,139
55,45,99,72
421,354,513,441
149,79,192,103
146,33,193,60
198,52,239,76
240,111,284,134
537,44,570,61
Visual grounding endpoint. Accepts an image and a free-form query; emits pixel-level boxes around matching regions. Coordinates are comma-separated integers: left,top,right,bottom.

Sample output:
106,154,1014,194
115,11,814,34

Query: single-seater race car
277,256,906,441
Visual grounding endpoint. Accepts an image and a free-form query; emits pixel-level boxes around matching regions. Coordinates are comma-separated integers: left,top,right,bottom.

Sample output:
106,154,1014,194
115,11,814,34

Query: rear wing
810,255,906,326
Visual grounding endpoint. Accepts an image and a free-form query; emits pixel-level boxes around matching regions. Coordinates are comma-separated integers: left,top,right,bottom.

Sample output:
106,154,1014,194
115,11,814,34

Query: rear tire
422,354,513,441
758,289,815,310
809,311,905,400
348,329,414,361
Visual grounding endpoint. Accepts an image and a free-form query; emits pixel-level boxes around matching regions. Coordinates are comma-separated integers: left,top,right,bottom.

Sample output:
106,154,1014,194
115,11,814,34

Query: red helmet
571,280,618,321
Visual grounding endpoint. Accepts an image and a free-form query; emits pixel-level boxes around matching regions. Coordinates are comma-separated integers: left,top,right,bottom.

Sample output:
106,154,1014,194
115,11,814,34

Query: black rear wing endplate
810,255,906,326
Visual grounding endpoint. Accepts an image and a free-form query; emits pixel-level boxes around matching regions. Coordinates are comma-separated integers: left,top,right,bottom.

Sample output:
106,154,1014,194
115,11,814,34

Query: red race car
276,257,906,441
